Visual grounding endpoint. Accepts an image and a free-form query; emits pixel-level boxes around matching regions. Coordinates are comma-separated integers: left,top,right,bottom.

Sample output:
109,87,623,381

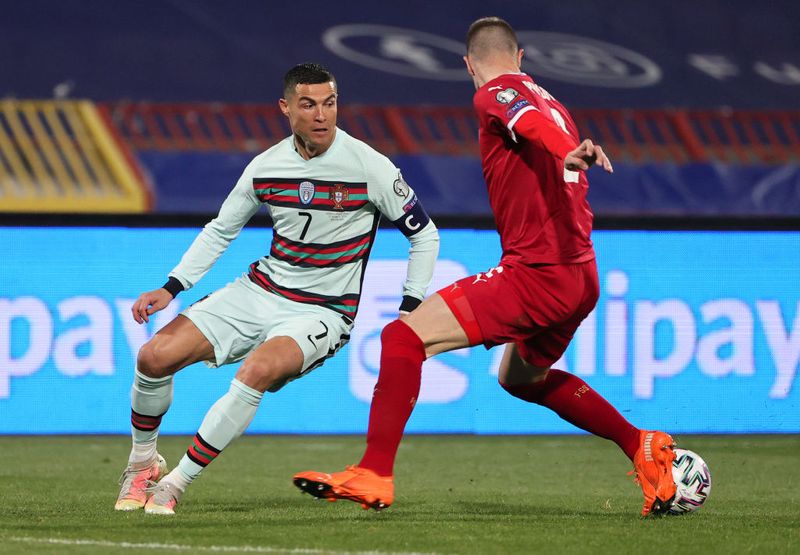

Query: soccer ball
668,448,711,514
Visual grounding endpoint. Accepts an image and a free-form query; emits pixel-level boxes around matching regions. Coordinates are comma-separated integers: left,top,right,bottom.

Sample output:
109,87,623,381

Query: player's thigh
497,343,550,386
513,261,599,371
515,321,577,372
495,325,575,388
400,293,470,357
242,310,351,393
182,276,282,369
438,263,556,355
137,314,216,377
235,335,305,393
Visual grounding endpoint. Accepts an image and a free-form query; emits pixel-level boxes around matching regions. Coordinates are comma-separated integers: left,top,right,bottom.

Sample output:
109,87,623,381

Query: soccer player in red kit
295,17,677,517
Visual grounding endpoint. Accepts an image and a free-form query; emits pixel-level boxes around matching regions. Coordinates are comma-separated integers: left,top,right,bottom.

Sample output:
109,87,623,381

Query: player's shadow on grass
450,501,626,519
187,497,627,521
293,499,622,521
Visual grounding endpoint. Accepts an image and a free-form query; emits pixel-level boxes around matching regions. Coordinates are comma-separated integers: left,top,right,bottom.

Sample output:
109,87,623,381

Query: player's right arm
131,287,174,324
130,157,263,324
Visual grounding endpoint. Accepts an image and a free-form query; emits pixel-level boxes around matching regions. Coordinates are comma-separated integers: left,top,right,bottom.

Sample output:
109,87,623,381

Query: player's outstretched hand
131,288,174,324
565,139,614,173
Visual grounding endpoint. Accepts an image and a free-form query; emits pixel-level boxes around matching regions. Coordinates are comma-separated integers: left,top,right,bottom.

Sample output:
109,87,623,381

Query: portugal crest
330,183,349,210
299,181,315,205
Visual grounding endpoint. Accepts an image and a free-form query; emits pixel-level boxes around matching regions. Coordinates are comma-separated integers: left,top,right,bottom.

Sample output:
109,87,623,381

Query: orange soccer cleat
630,430,677,516
293,465,394,511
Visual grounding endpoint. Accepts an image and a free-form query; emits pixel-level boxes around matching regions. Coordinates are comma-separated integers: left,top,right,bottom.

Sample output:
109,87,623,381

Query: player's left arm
513,108,613,173
485,85,613,174
368,165,439,314
396,198,439,314
167,158,263,291
564,138,614,173
511,107,578,160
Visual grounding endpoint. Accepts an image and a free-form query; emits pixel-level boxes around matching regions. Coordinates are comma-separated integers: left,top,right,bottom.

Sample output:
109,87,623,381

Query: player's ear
278,98,290,117
517,48,524,66
463,55,475,76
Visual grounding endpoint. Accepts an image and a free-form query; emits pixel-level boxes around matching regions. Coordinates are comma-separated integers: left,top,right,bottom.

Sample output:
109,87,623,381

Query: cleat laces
118,468,156,487
117,466,158,494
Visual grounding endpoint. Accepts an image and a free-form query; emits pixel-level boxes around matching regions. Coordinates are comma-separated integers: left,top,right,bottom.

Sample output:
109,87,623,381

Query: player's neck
294,130,336,160
474,63,522,88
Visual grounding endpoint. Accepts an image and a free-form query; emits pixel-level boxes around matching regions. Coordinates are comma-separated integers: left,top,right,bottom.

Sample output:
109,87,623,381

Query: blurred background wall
1,0,798,434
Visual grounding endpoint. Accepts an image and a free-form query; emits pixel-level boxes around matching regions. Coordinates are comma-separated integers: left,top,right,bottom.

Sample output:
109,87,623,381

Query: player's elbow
409,221,439,248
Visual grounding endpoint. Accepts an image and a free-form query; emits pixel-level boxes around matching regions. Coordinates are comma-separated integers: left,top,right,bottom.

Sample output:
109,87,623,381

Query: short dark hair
466,17,518,59
283,63,336,97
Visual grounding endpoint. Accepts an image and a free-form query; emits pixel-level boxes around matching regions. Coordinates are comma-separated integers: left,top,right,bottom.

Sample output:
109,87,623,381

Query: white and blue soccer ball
668,448,711,514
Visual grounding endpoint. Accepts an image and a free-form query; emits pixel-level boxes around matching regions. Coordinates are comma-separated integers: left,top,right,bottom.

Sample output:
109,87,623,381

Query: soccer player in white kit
114,63,439,515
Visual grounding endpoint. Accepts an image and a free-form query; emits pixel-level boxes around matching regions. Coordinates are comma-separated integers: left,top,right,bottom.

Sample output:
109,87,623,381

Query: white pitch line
6,536,443,555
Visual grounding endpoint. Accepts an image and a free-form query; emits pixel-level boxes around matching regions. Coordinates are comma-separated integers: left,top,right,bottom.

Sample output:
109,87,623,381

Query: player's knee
237,357,295,393
136,340,171,378
380,320,400,345
499,379,522,398
499,378,546,403
380,319,419,347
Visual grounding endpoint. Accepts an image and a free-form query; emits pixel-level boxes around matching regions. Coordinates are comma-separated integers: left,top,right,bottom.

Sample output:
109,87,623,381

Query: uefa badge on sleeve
495,88,519,104
393,172,410,198
299,181,315,205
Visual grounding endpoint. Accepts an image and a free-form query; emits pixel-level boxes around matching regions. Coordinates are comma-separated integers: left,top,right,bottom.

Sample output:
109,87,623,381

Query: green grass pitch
1,435,798,554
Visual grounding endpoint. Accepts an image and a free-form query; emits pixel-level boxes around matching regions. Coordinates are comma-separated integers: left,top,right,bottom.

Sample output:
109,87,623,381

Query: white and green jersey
168,128,439,321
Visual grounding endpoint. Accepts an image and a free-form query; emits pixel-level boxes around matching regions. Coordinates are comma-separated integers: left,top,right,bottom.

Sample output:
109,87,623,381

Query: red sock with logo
501,369,640,461
358,320,425,476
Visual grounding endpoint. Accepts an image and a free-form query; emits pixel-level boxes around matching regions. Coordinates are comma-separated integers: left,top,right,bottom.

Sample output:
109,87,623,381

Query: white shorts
182,275,351,378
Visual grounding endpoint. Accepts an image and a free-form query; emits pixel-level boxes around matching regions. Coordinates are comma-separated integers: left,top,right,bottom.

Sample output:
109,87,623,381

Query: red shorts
438,259,599,367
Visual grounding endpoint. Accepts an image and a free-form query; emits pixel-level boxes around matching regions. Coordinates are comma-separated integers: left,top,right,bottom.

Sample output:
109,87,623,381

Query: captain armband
391,195,431,237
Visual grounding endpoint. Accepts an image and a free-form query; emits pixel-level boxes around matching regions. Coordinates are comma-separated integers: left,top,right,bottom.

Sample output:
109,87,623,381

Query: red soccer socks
358,320,425,476
501,369,640,461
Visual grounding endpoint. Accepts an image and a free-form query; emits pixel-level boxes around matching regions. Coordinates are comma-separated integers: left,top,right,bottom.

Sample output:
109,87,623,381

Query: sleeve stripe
506,105,538,143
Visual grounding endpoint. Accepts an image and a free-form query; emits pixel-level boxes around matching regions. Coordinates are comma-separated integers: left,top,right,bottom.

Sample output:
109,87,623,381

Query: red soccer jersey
473,73,595,265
